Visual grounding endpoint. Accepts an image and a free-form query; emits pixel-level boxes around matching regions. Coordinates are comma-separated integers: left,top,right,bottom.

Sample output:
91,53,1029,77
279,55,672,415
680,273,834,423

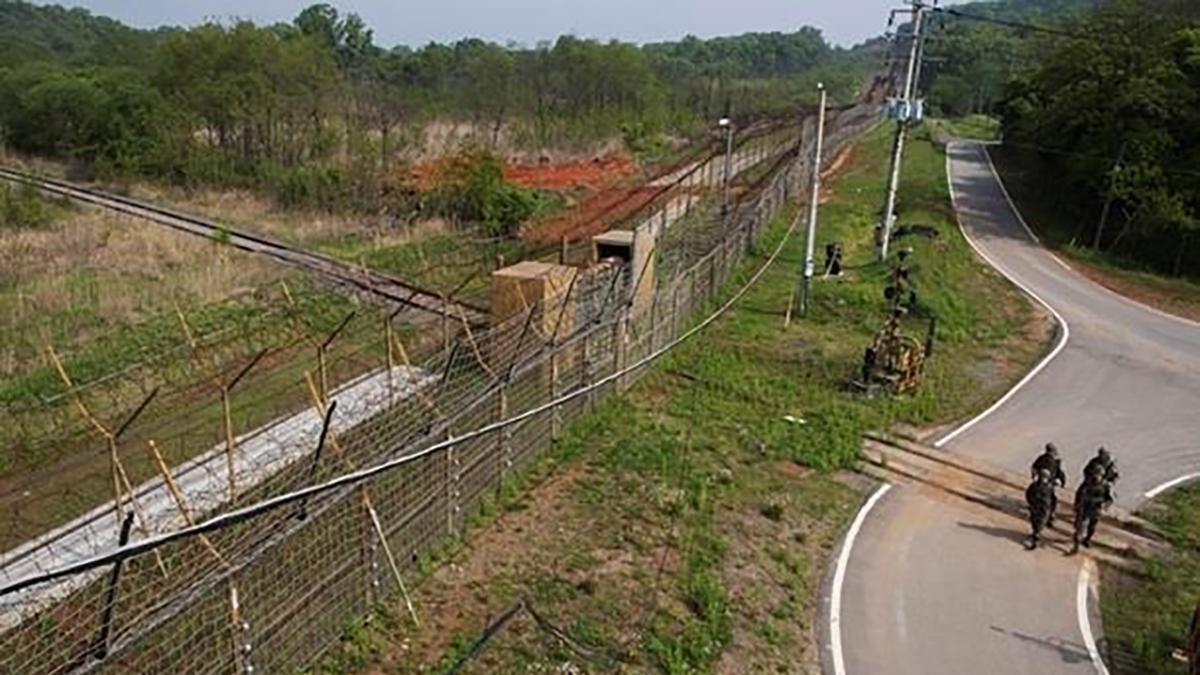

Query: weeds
317,123,1047,674
0,183,69,231
1102,482,1200,674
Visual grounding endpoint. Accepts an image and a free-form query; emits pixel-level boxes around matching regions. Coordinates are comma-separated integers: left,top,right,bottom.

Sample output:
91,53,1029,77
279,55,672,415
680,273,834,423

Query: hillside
923,0,1094,115
0,0,162,66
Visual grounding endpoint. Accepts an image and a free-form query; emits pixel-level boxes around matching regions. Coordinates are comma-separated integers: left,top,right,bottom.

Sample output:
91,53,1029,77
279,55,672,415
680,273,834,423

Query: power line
0,198,807,597
995,140,1200,179
926,5,1094,42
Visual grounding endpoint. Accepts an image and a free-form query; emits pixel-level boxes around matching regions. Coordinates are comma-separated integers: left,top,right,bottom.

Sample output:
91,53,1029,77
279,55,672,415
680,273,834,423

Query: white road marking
950,142,1110,675
1144,472,1200,499
830,483,891,675
981,145,1200,331
980,145,1041,244
1077,560,1111,675
934,142,1071,449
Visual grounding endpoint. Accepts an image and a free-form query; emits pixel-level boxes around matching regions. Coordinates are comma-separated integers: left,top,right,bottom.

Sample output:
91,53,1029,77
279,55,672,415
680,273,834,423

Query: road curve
833,141,1200,675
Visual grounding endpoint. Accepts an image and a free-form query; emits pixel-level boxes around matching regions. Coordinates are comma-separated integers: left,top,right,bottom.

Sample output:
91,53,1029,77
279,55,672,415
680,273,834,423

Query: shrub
0,184,66,230
268,164,348,212
429,151,552,237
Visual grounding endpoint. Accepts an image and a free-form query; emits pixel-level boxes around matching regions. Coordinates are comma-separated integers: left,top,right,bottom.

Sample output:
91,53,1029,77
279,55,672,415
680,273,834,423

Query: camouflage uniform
1072,473,1114,553
1025,469,1056,550
1031,444,1067,526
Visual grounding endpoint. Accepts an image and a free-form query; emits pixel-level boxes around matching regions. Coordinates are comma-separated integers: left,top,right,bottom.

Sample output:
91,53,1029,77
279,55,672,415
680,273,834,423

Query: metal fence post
671,285,681,340
708,255,717,302
549,347,561,440
446,430,459,537
496,385,510,490
582,330,593,409
614,314,628,391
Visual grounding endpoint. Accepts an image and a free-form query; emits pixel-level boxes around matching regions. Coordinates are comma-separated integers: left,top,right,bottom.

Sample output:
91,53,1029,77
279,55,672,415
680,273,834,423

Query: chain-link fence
0,100,881,675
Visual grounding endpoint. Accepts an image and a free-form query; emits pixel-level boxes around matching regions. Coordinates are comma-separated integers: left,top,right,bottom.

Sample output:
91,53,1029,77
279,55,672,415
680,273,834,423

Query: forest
996,0,1200,275
0,1,874,215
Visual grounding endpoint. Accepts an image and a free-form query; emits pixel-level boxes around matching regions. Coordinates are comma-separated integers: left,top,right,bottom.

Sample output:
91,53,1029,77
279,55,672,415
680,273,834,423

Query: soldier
1031,443,1067,526
1025,469,1056,550
1072,470,1114,553
1083,446,1120,485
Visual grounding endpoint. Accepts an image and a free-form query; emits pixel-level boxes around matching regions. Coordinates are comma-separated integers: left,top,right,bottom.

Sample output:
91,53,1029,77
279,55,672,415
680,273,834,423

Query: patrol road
833,141,1200,675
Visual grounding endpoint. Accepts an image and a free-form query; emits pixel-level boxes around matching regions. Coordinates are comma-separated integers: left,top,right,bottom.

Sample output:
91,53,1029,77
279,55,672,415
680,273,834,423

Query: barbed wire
0,102,881,675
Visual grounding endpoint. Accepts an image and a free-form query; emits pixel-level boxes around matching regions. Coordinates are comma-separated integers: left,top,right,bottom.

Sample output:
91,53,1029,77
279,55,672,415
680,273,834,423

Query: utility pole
798,83,828,318
719,117,734,218
1092,155,1123,250
879,1,927,261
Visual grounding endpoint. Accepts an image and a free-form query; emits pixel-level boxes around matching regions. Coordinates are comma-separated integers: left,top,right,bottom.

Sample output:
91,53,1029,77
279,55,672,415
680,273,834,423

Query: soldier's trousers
1029,508,1050,539
1073,509,1100,544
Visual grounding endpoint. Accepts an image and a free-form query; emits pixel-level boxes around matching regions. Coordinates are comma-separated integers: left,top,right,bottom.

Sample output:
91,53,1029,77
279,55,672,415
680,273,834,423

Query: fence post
708,255,717,302
441,294,450,353
550,346,561,440
446,429,458,537
671,286,681,340
614,314,628,391
583,330,594,410
496,385,510,491
649,292,659,351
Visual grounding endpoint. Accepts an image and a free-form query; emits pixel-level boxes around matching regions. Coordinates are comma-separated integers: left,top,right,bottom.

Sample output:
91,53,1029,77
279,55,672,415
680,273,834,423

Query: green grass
990,144,1200,321
0,183,72,231
0,281,411,549
317,232,534,302
1101,482,1200,674
932,115,1001,142
316,122,1047,674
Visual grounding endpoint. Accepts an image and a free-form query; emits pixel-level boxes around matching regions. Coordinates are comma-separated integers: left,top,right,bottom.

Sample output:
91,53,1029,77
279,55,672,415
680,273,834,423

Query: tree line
999,0,1200,276
0,1,872,216
921,0,1093,116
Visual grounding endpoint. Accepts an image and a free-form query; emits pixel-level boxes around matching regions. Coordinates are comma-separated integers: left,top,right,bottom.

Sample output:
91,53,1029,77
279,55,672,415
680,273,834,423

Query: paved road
836,142,1200,675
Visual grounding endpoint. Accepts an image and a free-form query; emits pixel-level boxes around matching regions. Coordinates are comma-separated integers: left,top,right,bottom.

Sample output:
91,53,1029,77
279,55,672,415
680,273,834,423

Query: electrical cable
0,196,806,597
926,4,1093,41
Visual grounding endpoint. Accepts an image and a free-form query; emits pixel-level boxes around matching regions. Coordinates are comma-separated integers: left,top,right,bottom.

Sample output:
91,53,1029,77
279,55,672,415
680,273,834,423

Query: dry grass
0,205,278,380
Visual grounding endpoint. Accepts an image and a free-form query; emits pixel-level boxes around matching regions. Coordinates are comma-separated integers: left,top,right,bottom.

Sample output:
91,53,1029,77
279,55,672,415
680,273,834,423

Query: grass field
310,123,1049,674
989,144,1200,322
1102,482,1200,674
933,115,1001,142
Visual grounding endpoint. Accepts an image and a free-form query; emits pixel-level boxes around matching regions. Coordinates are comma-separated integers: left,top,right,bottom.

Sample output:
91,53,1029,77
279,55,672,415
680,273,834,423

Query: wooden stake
302,373,421,628
457,307,497,381
391,333,445,420
365,500,420,628
174,305,197,350
221,388,238,503
148,440,226,566
440,293,449,352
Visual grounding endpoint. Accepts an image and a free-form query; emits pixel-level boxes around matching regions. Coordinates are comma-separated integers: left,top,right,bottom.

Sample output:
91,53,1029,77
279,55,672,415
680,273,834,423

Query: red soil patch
504,156,635,191
521,186,664,246
405,156,635,192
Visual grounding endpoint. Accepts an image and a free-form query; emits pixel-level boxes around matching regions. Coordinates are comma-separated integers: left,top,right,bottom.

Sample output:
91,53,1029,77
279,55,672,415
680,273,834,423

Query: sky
39,0,906,48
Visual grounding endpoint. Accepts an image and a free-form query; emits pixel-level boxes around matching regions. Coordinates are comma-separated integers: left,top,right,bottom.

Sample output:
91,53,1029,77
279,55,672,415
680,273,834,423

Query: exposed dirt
505,157,635,191
521,186,664,246
356,458,677,673
1062,257,1200,324
818,144,863,205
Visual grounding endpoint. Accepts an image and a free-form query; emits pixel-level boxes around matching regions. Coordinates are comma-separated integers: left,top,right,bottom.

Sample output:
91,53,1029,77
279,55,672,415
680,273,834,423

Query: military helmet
1097,447,1110,461
1044,442,1058,456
